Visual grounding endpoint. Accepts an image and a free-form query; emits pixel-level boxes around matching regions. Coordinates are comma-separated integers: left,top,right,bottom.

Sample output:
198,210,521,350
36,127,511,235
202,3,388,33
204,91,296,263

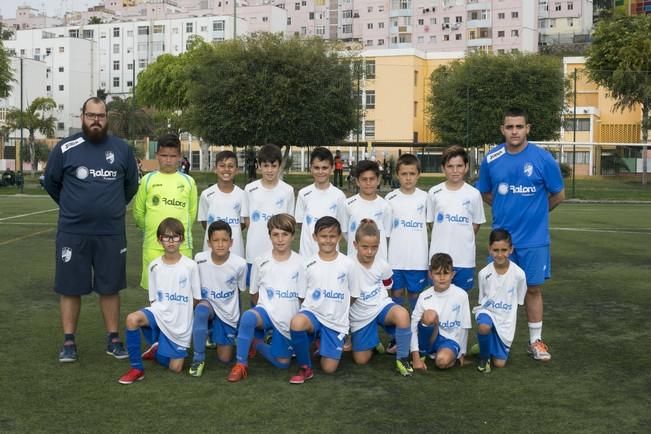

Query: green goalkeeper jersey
133,170,198,251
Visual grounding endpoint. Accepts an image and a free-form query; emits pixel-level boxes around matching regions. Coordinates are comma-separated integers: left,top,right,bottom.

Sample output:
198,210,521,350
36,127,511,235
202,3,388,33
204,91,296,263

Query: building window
113,60,120,70
511,29,519,37
113,77,120,87
113,27,120,37
367,23,374,29
430,17,437,24
138,26,149,35
139,59,147,68
417,36,424,43
83,29,94,38
46,85,51,91
413,101,418,117
287,17,292,25
555,2,562,11
456,16,462,23
414,70,418,86
379,22,384,29
443,34,450,41
153,25,165,34
58,66,64,72
378,39,384,45
498,12,505,19
497,30,505,37
343,10,352,18
127,30,133,37
365,120,375,137
59,47,65,53
342,24,352,33
213,20,225,31
455,33,462,40
127,62,133,70
46,47,52,55
127,81,133,87
295,2,300,10
58,104,64,111
564,118,590,132
429,35,436,42
186,23,193,33
316,26,325,35
366,40,373,46
113,43,120,54
511,11,519,18
57,122,65,130
568,2,574,11
365,60,375,79
263,17,269,22
58,85,64,91
309,12,314,19
365,90,375,109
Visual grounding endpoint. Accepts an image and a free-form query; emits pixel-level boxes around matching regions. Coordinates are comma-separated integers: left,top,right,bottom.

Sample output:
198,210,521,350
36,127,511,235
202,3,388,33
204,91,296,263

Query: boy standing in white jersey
198,150,247,258
289,216,356,384
188,220,247,377
244,144,295,287
294,147,346,258
118,218,201,384
428,145,485,291
386,154,431,313
228,214,306,382
342,160,392,260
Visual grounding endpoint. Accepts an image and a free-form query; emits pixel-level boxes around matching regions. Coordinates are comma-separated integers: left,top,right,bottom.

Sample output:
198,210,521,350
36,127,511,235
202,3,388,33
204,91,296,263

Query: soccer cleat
58,343,78,363
477,359,491,374
205,337,217,349
469,343,480,356
528,340,552,361
289,366,314,384
118,368,145,384
374,341,386,355
248,338,261,359
227,363,248,382
106,341,129,360
385,339,397,355
141,342,159,361
189,360,205,377
395,358,414,377
343,335,352,352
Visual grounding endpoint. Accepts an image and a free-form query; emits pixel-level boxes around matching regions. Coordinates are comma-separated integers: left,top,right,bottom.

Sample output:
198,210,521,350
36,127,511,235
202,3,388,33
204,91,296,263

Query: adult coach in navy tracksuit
44,97,139,363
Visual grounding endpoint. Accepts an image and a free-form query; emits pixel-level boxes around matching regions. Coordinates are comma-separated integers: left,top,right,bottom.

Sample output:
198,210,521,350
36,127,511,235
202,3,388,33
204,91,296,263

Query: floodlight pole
572,69,577,198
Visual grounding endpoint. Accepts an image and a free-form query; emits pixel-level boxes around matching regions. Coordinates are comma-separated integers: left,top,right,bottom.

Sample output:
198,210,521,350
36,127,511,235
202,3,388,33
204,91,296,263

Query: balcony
389,8,413,18
466,37,492,47
467,18,490,28
466,1,491,12
390,25,413,34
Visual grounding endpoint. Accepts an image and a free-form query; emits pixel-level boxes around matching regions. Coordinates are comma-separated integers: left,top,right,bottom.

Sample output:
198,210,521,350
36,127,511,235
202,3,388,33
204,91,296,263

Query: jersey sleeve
190,261,202,300
188,178,199,224
286,185,296,215
335,192,346,226
542,151,565,194
133,173,150,230
249,259,261,295
294,190,306,223
348,260,360,299
43,144,63,204
237,261,247,292
296,258,307,299
476,156,492,193
410,295,425,352
516,267,528,305
147,261,157,302
471,188,487,224
197,190,209,222
340,200,351,237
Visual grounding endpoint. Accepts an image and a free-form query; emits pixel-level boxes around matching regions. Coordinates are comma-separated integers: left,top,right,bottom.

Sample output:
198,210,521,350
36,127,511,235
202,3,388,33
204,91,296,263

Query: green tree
586,13,651,184
88,16,103,25
106,96,154,140
0,39,13,98
5,97,56,174
427,53,566,148
20,140,50,166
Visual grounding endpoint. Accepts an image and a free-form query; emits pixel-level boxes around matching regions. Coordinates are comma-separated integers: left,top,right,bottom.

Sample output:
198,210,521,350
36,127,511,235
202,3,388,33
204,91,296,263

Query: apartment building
538,0,593,45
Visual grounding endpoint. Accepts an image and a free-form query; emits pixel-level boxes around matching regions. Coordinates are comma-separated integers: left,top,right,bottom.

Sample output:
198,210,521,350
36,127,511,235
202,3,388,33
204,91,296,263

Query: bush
559,162,572,178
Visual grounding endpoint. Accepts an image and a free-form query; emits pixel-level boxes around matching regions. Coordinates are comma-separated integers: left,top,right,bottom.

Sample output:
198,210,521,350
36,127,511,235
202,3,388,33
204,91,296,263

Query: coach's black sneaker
59,343,78,363
107,340,129,360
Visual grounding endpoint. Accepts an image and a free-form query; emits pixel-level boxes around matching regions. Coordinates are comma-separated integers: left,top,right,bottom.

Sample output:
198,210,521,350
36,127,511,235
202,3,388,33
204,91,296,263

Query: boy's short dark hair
489,228,512,246
268,213,296,235
208,220,232,239
355,160,380,178
310,146,334,165
157,217,185,239
396,153,421,173
257,144,282,165
157,133,181,152
429,253,453,273
314,216,341,235
504,107,528,124
215,150,238,166
441,145,469,166
355,218,379,241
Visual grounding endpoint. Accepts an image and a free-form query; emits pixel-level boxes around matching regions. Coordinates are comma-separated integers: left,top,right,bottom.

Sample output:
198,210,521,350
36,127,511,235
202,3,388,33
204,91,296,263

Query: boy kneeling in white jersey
349,219,413,376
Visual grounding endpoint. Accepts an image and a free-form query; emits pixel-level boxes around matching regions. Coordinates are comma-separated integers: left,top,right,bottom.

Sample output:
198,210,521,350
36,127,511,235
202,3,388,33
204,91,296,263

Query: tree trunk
641,100,648,185
200,140,210,171
280,144,291,180
28,133,36,176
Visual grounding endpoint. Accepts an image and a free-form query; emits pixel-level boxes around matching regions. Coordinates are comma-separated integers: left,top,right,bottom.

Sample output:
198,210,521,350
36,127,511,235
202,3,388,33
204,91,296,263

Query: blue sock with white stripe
290,330,311,368
192,304,210,362
126,328,143,371
256,342,290,369
477,332,491,360
394,327,411,359
235,310,257,365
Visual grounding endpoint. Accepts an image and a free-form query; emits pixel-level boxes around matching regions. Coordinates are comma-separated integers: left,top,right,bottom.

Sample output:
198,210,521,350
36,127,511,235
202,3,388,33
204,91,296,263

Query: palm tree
6,97,56,174
107,96,154,140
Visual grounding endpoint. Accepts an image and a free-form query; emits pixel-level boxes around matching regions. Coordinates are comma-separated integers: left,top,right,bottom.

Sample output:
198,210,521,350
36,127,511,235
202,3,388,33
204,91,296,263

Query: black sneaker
107,341,129,360
59,343,78,363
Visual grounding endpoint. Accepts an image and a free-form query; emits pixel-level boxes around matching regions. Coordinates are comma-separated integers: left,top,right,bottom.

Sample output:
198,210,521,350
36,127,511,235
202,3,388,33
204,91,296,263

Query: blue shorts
209,312,237,347
417,323,460,358
253,306,293,359
142,309,188,360
476,313,509,360
452,267,475,291
351,303,397,352
55,232,126,296
392,269,428,294
301,310,346,360
511,246,551,286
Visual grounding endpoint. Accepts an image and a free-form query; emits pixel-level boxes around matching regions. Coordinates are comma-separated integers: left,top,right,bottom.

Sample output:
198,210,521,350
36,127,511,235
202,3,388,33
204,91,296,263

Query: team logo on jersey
337,272,346,284
487,147,506,163
497,183,509,195
452,304,461,314
251,210,261,222
152,195,160,206
462,200,471,211
437,213,469,224
266,287,274,299
177,184,185,192
508,286,515,296
226,275,237,288
61,247,72,263
524,163,533,177
201,287,209,298
179,276,187,289
233,202,241,213
291,271,299,281
275,198,285,209
207,214,215,224
305,214,313,225
75,166,89,180
312,288,322,300
105,151,115,164
417,204,425,214
393,218,400,229
157,290,164,302
350,221,357,234
329,203,338,213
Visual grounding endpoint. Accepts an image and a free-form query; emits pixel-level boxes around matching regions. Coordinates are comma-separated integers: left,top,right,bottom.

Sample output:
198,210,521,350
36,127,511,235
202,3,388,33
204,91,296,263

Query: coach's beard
83,122,109,143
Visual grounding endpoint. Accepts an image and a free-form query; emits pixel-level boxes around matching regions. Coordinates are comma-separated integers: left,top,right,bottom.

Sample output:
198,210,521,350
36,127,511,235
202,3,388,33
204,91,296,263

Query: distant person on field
428,145,485,292
180,156,191,175
133,134,197,290
473,229,527,374
118,218,201,384
294,146,346,259
477,107,564,361
333,150,344,187
44,96,139,363
410,253,471,371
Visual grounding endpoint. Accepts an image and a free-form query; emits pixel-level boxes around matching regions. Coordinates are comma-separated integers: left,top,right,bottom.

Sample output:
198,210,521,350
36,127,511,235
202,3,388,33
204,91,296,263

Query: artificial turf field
0,183,650,432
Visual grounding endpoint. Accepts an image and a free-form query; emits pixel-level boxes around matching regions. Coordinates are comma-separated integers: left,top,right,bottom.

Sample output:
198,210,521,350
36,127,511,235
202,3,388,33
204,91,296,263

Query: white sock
528,321,543,344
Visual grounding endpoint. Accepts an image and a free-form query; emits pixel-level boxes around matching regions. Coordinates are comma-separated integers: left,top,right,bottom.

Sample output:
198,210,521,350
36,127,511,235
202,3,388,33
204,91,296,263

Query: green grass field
1,183,650,432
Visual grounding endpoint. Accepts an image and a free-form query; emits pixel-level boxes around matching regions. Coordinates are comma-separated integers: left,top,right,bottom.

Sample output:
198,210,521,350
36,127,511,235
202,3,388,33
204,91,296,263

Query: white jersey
194,251,247,328
301,253,357,335
473,262,527,347
386,188,430,270
250,251,306,339
198,184,246,257
146,255,201,348
342,194,392,260
294,183,346,258
427,182,486,268
410,285,471,356
349,256,393,332
244,179,295,263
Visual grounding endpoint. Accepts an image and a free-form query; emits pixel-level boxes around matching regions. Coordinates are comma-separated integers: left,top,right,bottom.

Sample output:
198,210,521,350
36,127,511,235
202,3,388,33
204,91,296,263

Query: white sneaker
527,339,551,361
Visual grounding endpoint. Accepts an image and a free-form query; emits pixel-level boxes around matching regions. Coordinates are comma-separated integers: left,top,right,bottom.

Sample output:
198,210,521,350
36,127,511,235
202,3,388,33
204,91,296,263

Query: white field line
0,228,55,246
0,208,58,222
551,226,651,235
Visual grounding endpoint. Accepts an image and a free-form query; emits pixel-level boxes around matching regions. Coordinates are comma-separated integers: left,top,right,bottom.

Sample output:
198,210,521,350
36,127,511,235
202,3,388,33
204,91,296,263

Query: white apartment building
538,0,593,45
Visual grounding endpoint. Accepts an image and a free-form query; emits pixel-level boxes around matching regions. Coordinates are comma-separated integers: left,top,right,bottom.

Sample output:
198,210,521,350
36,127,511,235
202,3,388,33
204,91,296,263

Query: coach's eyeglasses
84,112,107,120
159,234,182,243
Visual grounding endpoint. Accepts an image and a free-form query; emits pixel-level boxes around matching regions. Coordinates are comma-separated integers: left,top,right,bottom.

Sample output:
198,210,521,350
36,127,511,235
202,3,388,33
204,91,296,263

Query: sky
0,1,96,19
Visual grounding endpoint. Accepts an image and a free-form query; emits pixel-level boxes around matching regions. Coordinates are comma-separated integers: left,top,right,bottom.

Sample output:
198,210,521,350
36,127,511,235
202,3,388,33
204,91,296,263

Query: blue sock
394,327,411,359
418,324,436,355
408,296,418,313
477,332,491,360
126,328,143,371
290,329,311,368
256,342,289,369
235,310,257,365
155,352,170,368
192,304,211,362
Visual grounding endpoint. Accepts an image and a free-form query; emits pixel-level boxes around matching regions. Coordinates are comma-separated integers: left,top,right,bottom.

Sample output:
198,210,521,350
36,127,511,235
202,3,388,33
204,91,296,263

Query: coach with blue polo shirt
44,96,139,363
